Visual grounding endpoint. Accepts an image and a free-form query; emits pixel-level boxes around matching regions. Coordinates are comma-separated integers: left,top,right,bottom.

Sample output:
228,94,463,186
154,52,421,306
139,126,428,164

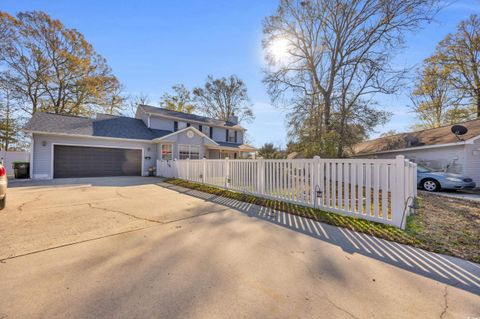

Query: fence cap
313,155,321,160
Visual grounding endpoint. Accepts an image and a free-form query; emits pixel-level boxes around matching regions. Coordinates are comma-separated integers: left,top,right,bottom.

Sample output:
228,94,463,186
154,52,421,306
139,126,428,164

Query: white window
160,144,173,160
178,122,188,130
179,144,200,159
227,130,236,143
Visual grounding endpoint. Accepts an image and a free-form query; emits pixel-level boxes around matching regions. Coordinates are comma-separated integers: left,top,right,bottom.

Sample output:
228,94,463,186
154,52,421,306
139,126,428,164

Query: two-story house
24,104,256,179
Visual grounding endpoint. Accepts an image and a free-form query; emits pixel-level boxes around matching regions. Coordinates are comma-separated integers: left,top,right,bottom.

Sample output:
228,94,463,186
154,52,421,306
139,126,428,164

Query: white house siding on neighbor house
465,138,480,185
31,133,157,179
366,143,480,185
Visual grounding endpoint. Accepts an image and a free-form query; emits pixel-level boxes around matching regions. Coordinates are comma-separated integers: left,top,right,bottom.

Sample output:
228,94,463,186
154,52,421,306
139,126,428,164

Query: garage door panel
54,145,142,178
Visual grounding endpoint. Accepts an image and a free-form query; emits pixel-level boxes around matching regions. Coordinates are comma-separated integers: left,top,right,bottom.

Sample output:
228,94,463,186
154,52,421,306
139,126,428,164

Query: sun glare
268,38,291,63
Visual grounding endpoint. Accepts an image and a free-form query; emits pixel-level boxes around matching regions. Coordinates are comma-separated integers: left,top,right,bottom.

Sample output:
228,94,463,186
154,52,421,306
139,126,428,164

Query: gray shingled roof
354,118,480,155
139,105,244,129
24,112,171,141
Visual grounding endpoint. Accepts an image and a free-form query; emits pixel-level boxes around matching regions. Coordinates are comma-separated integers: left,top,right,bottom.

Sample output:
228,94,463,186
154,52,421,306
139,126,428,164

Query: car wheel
422,179,440,192
0,196,5,210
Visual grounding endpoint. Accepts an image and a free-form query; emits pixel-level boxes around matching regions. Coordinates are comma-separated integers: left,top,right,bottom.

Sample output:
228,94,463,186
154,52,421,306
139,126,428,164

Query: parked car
0,163,6,209
417,165,476,192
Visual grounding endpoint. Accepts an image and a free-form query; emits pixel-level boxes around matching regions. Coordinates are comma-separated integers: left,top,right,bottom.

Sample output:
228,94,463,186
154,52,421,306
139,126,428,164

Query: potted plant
147,166,156,177
12,161,30,179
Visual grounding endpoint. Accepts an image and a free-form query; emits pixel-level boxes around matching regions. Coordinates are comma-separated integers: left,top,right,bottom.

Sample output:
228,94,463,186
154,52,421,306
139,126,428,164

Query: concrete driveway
0,177,479,319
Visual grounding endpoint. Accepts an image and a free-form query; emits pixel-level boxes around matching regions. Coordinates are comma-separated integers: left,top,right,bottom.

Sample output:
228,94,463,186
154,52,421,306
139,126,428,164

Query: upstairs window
174,121,178,131
227,130,236,143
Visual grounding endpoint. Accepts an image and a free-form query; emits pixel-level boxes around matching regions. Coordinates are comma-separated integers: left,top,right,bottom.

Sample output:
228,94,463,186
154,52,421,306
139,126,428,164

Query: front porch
206,147,256,159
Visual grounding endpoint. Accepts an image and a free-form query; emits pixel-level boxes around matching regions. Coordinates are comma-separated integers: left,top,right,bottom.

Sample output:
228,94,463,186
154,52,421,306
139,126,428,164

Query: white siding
369,145,466,174
32,134,157,179
212,127,226,142
236,130,244,144
363,144,480,184
150,117,174,131
464,138,480,185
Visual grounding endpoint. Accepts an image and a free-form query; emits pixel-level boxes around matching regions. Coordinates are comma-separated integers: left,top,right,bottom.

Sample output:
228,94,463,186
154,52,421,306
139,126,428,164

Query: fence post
186,158,190,181
257,158,265,195
311,156,320,207
202,158,206,184
393,155,406,229
225,157,230,189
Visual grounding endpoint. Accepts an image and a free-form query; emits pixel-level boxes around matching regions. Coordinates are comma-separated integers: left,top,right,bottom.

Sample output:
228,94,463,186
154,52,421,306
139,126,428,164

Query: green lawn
164,178,479,263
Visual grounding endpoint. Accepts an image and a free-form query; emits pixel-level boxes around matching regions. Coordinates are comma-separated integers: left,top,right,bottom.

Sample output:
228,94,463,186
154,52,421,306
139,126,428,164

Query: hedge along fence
157,156,417,229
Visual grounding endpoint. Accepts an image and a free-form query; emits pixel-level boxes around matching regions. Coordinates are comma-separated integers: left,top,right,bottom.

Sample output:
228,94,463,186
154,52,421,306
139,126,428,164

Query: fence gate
157,160,176,178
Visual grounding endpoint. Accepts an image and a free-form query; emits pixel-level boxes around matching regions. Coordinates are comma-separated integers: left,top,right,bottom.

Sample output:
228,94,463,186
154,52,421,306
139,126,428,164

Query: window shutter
186,123,190,127
234,131,238,143
226,129,229,142
174,121,178,131
209,127,213,138
199,125,203,132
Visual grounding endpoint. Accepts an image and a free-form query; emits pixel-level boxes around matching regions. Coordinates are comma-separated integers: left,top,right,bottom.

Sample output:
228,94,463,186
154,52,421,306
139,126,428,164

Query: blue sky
2,0,478,147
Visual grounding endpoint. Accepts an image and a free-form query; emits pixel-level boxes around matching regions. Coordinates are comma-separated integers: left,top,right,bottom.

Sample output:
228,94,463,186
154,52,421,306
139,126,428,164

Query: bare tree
124,92,150,117
410,59,470,128
193,75,254,123
262,0,439,156
0,12,48,115
159,84,196,113
0,11,122,116
434,14,480,117
0,83,22,150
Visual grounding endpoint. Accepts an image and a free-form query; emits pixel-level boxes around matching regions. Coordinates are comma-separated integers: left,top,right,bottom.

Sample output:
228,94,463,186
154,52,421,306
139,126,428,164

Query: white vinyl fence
158,156,417,229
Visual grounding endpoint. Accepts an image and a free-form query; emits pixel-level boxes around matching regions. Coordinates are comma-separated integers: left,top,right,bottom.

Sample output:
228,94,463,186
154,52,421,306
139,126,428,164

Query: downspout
29,134,34,179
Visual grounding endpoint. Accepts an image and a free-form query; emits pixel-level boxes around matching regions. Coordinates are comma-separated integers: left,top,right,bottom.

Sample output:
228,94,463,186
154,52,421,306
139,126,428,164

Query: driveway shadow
159,182,480,296
8,176,165,189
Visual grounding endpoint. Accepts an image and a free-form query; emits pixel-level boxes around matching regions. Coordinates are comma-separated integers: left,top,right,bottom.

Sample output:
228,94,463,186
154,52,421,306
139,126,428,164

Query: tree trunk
477,95,480,118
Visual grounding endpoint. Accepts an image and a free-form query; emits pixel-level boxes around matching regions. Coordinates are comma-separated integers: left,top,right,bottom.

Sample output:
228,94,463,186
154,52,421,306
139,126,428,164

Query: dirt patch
407,192,480,263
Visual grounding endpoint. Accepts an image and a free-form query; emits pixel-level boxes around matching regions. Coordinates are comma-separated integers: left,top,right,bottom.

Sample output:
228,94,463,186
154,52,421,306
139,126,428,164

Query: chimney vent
228,114,238,124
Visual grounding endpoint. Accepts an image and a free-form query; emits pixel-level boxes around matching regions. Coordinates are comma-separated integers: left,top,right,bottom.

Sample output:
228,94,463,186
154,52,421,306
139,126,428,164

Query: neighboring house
353,119,480,185
23,104,256,179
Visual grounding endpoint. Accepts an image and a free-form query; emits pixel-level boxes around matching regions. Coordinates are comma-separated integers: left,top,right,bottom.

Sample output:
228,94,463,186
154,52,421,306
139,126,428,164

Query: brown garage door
53,145,142,178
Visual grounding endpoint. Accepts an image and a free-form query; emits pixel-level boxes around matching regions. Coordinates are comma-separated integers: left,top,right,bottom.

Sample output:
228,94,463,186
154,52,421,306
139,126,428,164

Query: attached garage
53,145,142,178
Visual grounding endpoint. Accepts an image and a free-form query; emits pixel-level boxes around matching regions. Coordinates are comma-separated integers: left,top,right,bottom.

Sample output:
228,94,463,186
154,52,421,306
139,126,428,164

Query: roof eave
146,109,246,131
354,140,470,156
23,130,155,143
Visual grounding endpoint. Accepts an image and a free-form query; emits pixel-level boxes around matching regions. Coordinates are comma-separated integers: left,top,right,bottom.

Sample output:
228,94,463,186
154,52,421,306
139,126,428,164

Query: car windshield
417,165,434,173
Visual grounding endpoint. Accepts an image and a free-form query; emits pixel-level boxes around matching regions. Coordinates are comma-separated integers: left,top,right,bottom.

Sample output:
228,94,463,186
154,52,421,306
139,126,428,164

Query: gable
155,127,218,146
